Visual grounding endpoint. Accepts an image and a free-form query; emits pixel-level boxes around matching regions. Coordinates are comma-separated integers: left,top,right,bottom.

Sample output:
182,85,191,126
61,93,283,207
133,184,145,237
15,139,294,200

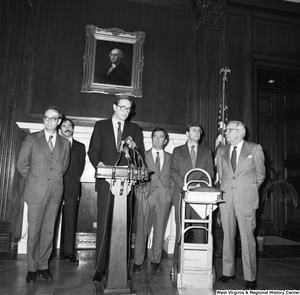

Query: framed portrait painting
81,25,145,97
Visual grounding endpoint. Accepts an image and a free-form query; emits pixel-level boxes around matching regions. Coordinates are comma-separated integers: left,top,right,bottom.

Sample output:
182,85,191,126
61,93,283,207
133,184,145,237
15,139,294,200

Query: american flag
215,97,228,149
214,96,228,186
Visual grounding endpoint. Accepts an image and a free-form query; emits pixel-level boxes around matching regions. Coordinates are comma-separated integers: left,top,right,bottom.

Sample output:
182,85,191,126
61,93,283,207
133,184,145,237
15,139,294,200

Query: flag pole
219,67,231,144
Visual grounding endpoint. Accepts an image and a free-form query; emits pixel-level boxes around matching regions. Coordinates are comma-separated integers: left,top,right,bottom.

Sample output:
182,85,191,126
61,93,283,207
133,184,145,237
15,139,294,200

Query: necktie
48,135,54,152
155,152,160,172
117,122,122,152
190,145,196,168
231,146,237,172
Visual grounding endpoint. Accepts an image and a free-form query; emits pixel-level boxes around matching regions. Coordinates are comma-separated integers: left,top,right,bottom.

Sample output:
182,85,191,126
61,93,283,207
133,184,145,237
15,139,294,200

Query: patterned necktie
48,135,54,152
231,146,237,172
190,145,196,168
156,152,160,172
117,122,122,152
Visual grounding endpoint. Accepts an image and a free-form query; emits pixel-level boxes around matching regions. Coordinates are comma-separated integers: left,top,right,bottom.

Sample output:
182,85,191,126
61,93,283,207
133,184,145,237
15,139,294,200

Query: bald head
109,48,124,65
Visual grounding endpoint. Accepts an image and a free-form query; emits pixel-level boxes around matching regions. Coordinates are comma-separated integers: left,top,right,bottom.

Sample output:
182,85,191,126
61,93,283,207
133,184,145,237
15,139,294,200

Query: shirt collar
44,130,57,141
112,116,124,129
187,142,198,151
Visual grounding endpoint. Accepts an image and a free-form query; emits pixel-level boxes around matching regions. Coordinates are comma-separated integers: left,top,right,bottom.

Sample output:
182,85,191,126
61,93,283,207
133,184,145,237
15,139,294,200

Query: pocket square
247,155,252,158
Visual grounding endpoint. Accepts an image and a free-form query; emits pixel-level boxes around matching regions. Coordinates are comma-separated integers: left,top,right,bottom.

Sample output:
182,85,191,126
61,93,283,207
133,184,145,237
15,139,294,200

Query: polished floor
1,236,300,295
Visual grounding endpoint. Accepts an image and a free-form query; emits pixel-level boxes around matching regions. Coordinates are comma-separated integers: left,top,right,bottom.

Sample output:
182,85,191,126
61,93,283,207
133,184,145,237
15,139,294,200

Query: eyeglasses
189,128,202,134
117,105,131,113
225,128,240,133
43,116,59,122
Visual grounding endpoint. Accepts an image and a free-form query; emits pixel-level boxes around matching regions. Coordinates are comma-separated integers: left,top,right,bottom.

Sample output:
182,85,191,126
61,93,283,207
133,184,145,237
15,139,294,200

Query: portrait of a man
99,48,131,86
81,25,145,97
94,41,133,87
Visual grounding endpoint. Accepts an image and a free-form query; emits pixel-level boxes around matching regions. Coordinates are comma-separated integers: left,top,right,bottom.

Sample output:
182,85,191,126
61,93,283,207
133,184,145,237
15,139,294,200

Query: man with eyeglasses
88,95,144,284
16,106,71,284
216,120,265,290
98,48,131,86
59,117,86,264
170,122,214,273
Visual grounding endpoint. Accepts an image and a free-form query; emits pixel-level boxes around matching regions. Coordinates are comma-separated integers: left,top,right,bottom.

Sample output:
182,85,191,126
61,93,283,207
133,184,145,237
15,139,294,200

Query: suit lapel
52,134,62,163
223,144,232,172
236,141,250,173
107,119,117,148
145,150,155,171
183,143,193,169
37,130,51,157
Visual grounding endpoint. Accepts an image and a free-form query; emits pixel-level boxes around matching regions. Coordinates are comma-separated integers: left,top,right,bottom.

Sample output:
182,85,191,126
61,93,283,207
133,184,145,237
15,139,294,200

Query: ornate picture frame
81,25,145,97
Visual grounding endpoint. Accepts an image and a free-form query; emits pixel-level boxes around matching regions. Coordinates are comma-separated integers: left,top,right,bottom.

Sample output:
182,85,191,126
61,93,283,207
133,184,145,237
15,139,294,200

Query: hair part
186,121,202,133
113,95,134,107
43,106,63,119
61,117,75,128
228,120,246,137
151,127,170,147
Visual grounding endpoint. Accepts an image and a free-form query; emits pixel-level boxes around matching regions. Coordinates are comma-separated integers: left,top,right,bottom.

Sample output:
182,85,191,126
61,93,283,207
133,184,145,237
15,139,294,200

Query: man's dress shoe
26,271,37,283
65,253,79,263
38,269,53,280
217,275,235,283
132,264,142,273
246,280,257,290
151,262,162,271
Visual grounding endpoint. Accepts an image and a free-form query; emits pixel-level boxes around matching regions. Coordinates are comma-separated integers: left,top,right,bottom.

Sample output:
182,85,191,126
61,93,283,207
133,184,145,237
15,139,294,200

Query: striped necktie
48,135,54,152
117,122,122,152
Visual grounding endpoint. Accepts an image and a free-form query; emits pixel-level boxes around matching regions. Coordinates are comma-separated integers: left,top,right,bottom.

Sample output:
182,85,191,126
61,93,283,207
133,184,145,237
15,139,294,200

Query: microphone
122,147,131,160
122,146,132,182
125,136,137,149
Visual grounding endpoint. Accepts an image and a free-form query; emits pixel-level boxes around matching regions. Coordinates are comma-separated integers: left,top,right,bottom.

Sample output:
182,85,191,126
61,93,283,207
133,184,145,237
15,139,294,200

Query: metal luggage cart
172,168,223,290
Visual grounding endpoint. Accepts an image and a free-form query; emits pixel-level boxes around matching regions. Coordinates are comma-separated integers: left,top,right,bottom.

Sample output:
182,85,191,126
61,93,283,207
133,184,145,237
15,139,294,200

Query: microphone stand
112,141,125,182
123,147,132,183
134,147,147,181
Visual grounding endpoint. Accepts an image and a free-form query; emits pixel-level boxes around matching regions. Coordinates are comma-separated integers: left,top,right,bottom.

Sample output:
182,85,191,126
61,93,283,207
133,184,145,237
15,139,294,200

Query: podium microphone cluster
124,136,137,150
125,136,146,169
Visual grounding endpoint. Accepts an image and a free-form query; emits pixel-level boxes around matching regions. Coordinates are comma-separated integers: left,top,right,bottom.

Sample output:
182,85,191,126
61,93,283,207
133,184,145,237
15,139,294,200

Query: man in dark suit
59,117,86,264
133,128,173,273
88,95,144,283
100,48,131,86
216,120,265,290
170,122,214,270
16,106,70,283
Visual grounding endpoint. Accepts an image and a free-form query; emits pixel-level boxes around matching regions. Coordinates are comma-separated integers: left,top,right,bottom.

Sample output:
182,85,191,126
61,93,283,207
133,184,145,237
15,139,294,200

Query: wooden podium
96,165,149,295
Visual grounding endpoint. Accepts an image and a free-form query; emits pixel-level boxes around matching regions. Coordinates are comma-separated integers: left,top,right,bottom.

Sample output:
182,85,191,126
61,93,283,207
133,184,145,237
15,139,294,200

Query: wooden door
281,82,300,241
257,83,300,240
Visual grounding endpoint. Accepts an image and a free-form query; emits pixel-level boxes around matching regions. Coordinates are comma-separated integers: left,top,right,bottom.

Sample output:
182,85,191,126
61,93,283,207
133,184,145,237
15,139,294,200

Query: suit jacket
88,118,145,192
17,130,71,204
170,142,214,206
100,62,131,86
216,141,265,210
63,139,86,197
136,149,173,204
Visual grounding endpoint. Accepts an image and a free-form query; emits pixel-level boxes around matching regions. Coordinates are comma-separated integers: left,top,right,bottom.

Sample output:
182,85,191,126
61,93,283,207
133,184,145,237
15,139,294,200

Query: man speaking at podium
88,95,144,284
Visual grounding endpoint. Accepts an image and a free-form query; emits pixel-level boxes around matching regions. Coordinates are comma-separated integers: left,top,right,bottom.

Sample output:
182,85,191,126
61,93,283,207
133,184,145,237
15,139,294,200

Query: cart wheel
170,265,174,282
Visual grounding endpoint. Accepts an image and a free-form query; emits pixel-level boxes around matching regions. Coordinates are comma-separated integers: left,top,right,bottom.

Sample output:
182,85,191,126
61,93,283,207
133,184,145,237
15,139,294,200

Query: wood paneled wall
1,0,300,241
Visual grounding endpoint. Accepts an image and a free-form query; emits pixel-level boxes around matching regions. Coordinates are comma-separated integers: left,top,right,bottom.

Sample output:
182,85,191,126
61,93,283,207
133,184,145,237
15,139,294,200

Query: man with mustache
60,117,86,264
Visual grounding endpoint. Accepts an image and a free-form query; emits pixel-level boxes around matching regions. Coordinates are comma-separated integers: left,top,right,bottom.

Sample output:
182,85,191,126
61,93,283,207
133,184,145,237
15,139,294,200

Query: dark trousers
63,196,78,255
